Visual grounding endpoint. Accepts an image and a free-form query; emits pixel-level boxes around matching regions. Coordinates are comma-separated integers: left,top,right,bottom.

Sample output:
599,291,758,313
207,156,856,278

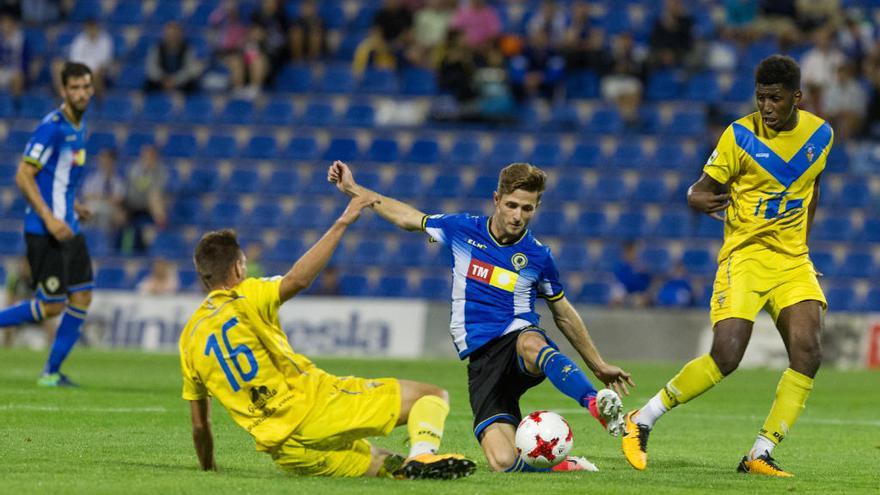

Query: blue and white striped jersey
21,108,88,235
422,213,565,359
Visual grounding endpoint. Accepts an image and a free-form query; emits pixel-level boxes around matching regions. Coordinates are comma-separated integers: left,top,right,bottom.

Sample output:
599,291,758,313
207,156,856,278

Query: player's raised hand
595,363,635,396
327,160,357,195
45,216,74,242
74,202,93,222
337,194,380,226
687,190,730,221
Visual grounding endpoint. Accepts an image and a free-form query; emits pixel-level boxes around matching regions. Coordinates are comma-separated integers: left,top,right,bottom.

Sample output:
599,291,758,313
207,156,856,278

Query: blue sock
504,457,551,473
45,305,87,374
537,346,598,407
0,299,43,327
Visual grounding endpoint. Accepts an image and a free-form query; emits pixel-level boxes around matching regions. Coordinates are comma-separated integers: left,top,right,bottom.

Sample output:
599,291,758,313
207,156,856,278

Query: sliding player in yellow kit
178,195,475,479
622,55,832,477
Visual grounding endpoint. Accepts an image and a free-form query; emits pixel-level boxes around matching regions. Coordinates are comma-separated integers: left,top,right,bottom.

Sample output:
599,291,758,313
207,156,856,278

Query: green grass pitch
1,348,878,494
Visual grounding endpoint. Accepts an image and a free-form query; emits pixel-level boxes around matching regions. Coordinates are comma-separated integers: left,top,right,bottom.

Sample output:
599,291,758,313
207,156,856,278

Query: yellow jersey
704,110,833,261
178,277,324,451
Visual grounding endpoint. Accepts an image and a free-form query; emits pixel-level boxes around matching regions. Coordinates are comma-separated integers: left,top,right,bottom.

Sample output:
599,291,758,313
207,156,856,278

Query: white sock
748,435,776,460
634,393,668,429
408,441,437,458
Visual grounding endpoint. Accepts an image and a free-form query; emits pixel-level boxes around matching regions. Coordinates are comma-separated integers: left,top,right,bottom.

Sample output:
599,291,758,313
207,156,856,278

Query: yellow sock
660,354,724,409
759,368,813,445
407,395,449,457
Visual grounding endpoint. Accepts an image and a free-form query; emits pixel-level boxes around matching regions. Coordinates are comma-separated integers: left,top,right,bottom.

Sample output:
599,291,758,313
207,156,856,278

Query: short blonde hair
497,162,547,198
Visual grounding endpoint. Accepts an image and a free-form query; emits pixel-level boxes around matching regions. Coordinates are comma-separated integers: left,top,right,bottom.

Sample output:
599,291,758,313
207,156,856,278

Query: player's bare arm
327,160,425,231
687,172,731,222
189,398,216,471
14,158,74,241
545,295,634,396
74,200,93,222
806,173,821,241
278,195,378,302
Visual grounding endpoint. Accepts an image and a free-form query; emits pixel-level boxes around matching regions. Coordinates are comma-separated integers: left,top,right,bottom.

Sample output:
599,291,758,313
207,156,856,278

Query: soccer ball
515,411,574,468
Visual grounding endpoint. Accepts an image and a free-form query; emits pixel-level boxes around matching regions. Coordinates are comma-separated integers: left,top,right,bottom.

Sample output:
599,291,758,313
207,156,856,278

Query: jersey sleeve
537,249,565,301
180,353,209,401
702,124,740,184
22,120,58,169
240,277,282,325
421,213,466,245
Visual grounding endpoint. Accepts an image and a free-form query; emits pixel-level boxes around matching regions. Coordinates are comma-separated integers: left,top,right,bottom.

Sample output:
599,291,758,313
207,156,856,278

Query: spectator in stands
860,44,880,139
601,32,646,128
54,18,114,98
352,26,398,76
244,242,266,278
751,0,799,45
654,263,695,308
436,29,477,101
145,21,203,93
510,28,566,101
81,148,125,234
208,0,251,93
137,258,180,296
0,11,25,97
527,0,569,49
564,3,612,74
250,0,289,74
118,144,169,255
837,10,874,75
451,0,502,51
824,61,868,141
610,241,653,308
648,0,694,69
289,0,326,61
374,0,414,46
413,0,454,63
800,27,845,114
20,0,62,25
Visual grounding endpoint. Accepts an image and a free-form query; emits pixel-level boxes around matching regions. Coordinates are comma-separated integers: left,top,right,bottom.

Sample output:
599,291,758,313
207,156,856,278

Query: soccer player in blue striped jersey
0,62,95,386
329,160,634,473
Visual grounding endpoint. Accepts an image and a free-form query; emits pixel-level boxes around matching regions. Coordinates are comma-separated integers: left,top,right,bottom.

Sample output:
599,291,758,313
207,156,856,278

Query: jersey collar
486,217,528,247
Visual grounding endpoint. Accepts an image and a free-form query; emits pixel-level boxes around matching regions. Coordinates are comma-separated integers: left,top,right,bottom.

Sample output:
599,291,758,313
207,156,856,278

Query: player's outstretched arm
14,159,74,241
190,398,216,471
327,160,426,231
806,173,821,241
278,195,378,302
546,295,635,396
686,172,730,222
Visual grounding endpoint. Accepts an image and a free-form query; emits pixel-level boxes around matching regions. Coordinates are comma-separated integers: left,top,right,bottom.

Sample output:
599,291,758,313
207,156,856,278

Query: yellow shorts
270,374,401,477
710,246,826,325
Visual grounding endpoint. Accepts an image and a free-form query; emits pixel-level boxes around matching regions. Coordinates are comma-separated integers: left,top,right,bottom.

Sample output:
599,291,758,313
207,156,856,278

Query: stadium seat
404,138,440,164
97,95,135,122
318,65,356,94
366,138,399,163
485,139,523,167
863,288,880,312
115,63,146,89
858,217,880,243
162,133,198,158
579,282,611,306
218,99,255,125
810,214,853,241
684,72,720,103
610,212,650,240
809,250,836,277
187,0,219,26
4,130,32,152
834,179,872,209
825,144,850,173
838,251,875,279
322,137,360,162
586,107,623,134
169,197,203,225
418,275,451,299
149,1,182,24
281,135,320,161
681,248,715,276
565,70,599,99
256,98,296,126
17,94,52,119
401,68,437,96
446,138,482,165
555,244,590,272
86,132,116,155
590,174,629,202
108,1,144,24
425,174,463,198
94,266,128,290
654,140,697,171
150,231,188,259
248,201,284,228
300,101,337,127
574,209,608,238
640,246,672,274
0,162,16,187
358,69,399,94
274,65,312,93
343,103,376,128
630,176,669,203
300,170,334,195
0,229,23,256
548,104,582,131
376,276,409,297
552,174,584,201
68,0,103,22
395,238,432,267
566,141,602,168
467,174,499,200
662,109,706,137
263,169,300,195
318,1,347,29
200,133,238,159
646,70,683,101
528,141,563,168
824,285,858,312
694,214,724,239
140,94,174,122
388,172,424,198
222,168,261,194
611,143,646,169
0,93,12,118
289,203,329,230
208,201,243,228
339,274,371,296
724,75,753,103
350,239,388,266
122,132,155,157
239,135,277,160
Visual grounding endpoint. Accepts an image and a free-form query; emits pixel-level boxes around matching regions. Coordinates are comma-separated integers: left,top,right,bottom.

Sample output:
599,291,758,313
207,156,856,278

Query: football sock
0,299,43,327
44,305,87,374
749,435,776,460
634,394,668,429
636,354,723,427
752,368,813,459
406,395,449,458
537,346,598,409
503,457,551,473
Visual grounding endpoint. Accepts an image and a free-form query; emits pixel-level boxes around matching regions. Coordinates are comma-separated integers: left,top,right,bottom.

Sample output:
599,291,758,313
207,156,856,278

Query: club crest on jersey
805,143,815,163
511,253,528,271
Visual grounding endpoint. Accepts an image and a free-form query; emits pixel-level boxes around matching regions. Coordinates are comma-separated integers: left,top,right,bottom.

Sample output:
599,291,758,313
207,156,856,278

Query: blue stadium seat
610,212,650,240
222,168,261,194
263,236,305,263
809,250,836,277
68,0,103,22
208,201,243,228
256,98,296,126
4,130,32,152
654,140,696,171
575,209,608,238
141,94,174,122
0,229,23,255
834,179,871,209
579,282,611,305
662,109,706,137
187,0,219,26
248,201,284,228
218,99,255,125
358,69,399,94
289,203,328,229
611,143,646,169
300,101,336,127
825,144,849,173
636,106,661,134
425,174,463,198
724,75,753,103
418,275,451,299
122,132,155,157
97,95,135,122
631,176,668,203
115,63,146,89
150,231,188,259
0,162,16,187
467,174,499,200
824,285,859,312
264,169,300,195
640,246,671,274
529,141,563,168
86,132,117,155
681,248,715,276
350,239,388,266
185,167,221,195
179,270,199,291
684,72,720,103
319,1,347,29
646,70,683,101
392,238,429,267
388,172,424,198
555,244,590,272
200,133,237,159
446,138,482,165
838,251,875,279
343,103,376,128
335,31,365,60
586,107,623,134
319,65,356,94
864,288,880,312
548,105,582,131
273,65,312,93
322,137,360,162
17,94,53,119
565,70,599,99
108,1,144,24
401,68,437,96
694,214,724,239
858,217,880,243
169,197,203,224
299,170,332,195
339,274,371,296
590,174,628,202
811,214,853,241
485,139,523,166
567,141,602,168
239,135,277,160
95,267,129,290
0,93,13,118
404,138,440,164
149,1,182,24
281,135,320,161
162,133,197,158
367,138,399,162
376,276,409,297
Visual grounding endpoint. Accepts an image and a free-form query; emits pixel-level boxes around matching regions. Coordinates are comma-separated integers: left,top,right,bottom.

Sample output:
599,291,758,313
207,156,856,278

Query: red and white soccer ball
515,411,574,468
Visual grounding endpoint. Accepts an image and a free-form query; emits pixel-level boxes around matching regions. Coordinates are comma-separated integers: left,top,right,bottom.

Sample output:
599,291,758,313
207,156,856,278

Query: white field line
0,404,168,414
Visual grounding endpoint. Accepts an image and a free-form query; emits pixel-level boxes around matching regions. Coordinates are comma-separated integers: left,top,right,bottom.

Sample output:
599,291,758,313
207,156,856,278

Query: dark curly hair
755,55,801,91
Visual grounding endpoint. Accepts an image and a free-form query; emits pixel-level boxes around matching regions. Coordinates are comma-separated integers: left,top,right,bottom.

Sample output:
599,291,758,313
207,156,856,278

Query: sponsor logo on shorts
46,277,60,293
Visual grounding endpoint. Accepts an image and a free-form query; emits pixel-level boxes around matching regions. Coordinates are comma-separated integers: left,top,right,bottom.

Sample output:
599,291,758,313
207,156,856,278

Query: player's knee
486,448,517,472
516,332,546,365
41,302,65,318
710,349,740,376
792,338,822,376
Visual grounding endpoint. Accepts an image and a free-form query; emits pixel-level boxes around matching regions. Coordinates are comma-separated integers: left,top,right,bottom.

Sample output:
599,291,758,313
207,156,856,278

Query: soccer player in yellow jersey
179,195,475,479
622,55,832,477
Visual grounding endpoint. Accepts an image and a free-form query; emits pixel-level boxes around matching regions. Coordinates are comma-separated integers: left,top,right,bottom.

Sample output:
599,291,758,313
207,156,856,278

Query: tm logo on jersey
467,259,518,292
